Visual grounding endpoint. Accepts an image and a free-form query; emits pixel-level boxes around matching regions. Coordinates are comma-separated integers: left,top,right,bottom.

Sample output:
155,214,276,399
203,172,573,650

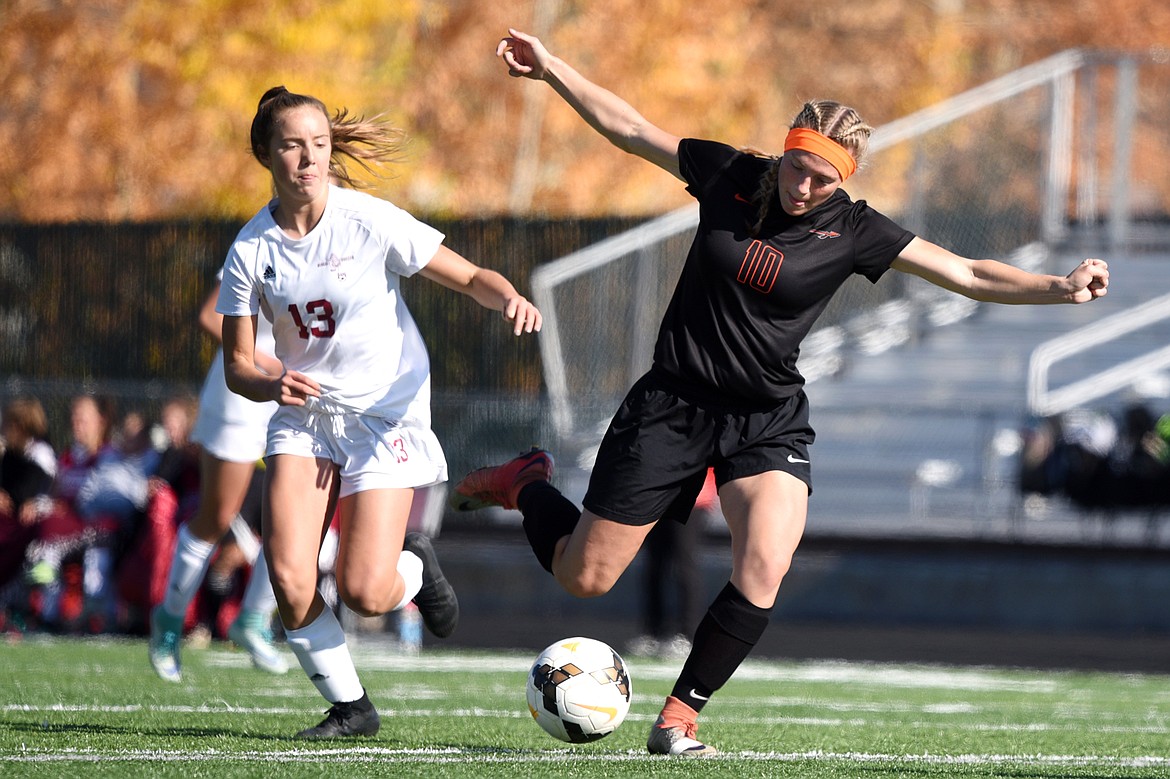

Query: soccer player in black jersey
454,28,1111,757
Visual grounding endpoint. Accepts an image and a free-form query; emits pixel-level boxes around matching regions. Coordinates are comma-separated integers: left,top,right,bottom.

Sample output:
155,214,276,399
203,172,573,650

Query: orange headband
783,127,857,181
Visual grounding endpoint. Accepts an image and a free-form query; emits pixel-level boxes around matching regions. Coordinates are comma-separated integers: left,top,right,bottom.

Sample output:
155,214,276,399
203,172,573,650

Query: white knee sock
393,550,423,611
161,524,216,617
239,548,277,616
283,604,364,703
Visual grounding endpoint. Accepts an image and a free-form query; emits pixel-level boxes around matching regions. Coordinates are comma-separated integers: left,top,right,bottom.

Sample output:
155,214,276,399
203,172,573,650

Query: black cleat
296,691,381,740
403,532,459,638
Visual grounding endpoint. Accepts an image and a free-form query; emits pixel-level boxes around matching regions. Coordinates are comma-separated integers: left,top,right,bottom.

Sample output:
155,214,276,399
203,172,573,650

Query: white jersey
217,185,444,425
191,270,279,462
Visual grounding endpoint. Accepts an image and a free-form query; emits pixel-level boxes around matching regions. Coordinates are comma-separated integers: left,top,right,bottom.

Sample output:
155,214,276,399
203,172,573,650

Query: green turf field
1,634,1167,778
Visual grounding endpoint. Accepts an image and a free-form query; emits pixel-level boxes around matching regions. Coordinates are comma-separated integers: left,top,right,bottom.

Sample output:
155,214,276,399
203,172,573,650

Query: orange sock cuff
660,695,700,728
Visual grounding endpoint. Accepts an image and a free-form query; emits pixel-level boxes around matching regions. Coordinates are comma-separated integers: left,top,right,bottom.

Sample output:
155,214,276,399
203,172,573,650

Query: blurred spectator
22,394,117,630
73,408,160,523
1152,413,1170,466
0,396,57,628
153,394,202,521
0,396,57,517
23,395,159,632
1018,403,1170,525
1017,415,1064,499
1108,403,1170,508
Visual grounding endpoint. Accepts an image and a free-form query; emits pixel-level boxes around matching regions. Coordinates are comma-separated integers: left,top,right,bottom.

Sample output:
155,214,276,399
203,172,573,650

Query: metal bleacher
805,241,1170,540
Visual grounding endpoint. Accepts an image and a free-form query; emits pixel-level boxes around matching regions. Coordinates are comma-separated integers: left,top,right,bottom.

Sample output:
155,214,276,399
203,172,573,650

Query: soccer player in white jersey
217,86,542,739
148,276,287,683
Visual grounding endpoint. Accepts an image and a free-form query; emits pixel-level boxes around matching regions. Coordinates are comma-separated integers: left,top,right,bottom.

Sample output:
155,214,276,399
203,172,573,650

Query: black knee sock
517,481,581,574
671,582,772,713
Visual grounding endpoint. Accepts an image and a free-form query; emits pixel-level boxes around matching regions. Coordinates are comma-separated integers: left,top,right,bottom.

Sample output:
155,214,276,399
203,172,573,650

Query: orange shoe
450,448,554,511
646,696,717,756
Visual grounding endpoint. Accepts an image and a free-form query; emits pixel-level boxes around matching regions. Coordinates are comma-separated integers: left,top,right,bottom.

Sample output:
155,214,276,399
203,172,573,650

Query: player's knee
733,545,793,595
753,554,793,593
339,595,382,618
336,578,390,617
269,569,317,615
187,507,232,540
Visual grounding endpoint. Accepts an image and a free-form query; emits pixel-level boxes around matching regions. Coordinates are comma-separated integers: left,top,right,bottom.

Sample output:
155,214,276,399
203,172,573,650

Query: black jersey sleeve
849,201,916,283
678,139,742,199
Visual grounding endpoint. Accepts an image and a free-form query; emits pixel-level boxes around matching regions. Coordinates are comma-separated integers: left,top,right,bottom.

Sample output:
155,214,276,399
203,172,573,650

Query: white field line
1,746,1167,769
310,649,1070,693
4,703,1166,735
15,638,1115,695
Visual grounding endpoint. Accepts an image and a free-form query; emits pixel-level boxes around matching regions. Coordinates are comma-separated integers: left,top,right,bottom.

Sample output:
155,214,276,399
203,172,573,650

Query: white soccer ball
526,636,632,743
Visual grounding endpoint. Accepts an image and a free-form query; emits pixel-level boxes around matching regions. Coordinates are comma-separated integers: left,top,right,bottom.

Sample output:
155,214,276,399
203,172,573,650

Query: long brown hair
249,86,407,189
2,396,49,441
749,100,873,235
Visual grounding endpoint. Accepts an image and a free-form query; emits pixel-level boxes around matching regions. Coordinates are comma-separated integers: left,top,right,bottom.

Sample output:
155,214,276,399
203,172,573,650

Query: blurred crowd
1018,401,1170,524
9,389,1165,641
0,392,263,639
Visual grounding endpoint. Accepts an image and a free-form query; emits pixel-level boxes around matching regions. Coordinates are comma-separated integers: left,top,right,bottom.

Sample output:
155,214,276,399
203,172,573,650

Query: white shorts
191,356,278,463
266,403,447,499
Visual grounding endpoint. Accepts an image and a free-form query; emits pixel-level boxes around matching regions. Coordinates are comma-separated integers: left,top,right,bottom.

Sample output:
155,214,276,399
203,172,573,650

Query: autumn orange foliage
1,0,1167,222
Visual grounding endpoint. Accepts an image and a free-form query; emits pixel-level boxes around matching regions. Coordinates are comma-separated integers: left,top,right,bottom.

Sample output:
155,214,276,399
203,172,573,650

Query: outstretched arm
891,237,1109,304
419,245,542,336
498,28,683,179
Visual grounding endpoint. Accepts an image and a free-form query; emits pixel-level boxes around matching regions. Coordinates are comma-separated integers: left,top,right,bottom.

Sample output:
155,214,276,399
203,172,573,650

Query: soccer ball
526,636,632,743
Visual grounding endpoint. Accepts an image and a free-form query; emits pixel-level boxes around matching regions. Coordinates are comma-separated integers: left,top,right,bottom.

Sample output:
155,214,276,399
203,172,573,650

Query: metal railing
1027,292,1170,417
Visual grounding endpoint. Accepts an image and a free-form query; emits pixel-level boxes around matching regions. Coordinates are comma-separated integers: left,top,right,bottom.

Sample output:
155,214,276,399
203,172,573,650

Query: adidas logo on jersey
263,265,276,280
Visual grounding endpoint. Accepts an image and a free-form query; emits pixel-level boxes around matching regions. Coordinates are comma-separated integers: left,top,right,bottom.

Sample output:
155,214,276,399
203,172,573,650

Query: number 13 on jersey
289,300,336,338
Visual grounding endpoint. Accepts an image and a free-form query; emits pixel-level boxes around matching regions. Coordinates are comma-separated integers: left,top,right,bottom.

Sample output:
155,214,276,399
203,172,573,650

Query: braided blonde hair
250,86,406,189
749,100,873,235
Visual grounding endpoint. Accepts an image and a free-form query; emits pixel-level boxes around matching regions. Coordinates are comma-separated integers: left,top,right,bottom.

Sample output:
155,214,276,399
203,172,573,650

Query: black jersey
651,138,915,406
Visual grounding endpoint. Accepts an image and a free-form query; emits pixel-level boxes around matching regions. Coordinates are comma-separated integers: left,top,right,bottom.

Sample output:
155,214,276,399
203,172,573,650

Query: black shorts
582,371,814,526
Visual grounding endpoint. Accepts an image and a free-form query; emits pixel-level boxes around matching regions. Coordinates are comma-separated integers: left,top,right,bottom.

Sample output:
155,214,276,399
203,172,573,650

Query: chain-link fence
0,217,649,444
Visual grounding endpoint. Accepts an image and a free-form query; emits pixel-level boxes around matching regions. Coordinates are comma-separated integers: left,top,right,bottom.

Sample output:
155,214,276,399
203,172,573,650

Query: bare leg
188,452,257,542
333,488,414,616
263,454,337,630
553,510,658,598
